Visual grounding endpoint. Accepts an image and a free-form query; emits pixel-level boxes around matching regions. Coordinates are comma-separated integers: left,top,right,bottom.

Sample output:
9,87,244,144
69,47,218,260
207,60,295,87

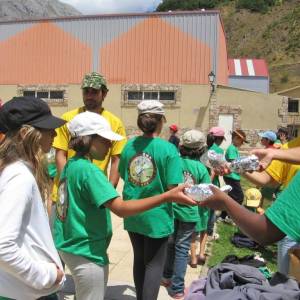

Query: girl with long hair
0,97,65,300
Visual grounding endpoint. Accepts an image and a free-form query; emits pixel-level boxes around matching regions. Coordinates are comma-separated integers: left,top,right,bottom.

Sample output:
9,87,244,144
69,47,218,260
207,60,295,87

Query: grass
208,222,277,272
207,177,278,272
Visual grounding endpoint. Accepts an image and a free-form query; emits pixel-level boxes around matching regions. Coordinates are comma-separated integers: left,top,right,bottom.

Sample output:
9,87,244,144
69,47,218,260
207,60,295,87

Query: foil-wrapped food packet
201,150,259,174
229,155,259,173
200,150,227,171
184,184,232,202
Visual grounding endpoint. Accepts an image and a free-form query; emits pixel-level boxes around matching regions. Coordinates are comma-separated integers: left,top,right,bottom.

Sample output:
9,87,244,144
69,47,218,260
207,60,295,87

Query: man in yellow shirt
53,72,127,196
243,136,300,274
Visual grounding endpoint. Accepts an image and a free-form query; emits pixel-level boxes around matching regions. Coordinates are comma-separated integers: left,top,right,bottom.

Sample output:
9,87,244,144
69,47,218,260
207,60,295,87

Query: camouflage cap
81,72,108,90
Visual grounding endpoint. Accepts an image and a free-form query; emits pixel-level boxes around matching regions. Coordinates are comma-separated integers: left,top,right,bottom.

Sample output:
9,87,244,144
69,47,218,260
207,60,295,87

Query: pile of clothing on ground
185,255,300,300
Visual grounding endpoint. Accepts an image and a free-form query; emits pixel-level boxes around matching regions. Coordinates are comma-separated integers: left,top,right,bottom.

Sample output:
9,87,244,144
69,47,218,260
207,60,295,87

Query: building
277,86,300,138
228,58,269,94
0,11,285,145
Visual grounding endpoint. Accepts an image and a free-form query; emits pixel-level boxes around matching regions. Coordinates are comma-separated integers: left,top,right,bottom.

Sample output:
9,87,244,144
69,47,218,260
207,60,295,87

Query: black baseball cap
0,96,66,133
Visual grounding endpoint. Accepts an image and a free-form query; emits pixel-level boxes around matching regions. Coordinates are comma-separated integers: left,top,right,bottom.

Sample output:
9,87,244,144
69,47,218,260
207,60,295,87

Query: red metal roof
228,58,269,77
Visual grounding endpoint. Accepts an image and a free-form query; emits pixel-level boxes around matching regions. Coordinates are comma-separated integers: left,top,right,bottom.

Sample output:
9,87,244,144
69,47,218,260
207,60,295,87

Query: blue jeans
163,219,196,294
277,235,300,275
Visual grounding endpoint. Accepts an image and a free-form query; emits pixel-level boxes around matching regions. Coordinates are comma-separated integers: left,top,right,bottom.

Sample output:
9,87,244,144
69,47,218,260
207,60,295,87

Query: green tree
156,0,218,11
236,0,277,13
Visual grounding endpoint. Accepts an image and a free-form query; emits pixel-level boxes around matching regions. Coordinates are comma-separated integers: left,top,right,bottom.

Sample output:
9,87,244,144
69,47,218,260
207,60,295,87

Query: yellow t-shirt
266,137,300,187
51,107,127,200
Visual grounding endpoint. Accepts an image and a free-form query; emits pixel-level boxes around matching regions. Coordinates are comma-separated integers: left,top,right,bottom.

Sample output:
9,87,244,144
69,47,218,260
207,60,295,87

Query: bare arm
272,147,300,164
105,185,197,218
251,147,300,170
200,186,285,245
55,149,67,174
210,169,217,182
243,171,279,188
46,180,54,219
109,155,120,188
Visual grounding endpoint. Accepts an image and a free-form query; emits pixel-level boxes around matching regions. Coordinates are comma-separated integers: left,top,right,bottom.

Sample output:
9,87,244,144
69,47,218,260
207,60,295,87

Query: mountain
157,0,300,92
219,0,299,92
0,0,81,21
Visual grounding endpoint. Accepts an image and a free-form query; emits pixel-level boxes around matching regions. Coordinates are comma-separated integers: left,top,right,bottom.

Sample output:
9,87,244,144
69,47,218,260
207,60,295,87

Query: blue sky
60,0,163,14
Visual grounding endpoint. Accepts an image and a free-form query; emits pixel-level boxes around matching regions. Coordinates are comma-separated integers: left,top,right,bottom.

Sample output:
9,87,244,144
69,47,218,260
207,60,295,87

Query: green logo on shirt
183,171,195,185
56,179,69,221
128,153,156,186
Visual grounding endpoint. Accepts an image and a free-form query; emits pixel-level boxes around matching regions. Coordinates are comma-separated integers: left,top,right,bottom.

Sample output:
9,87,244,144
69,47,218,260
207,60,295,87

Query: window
50,91,64,99
20,86,67,105
127,91,175,101
122,84,181,107
288,99,299,113
288,125,298,138
160,92,175,100
37,91,49,99
23,90,35,97
128,92,143,100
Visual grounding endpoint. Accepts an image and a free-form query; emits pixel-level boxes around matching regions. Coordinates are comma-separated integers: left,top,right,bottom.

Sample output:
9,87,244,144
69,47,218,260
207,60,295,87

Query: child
168,124,180,148
0,96,65,300
222,129,248,221
53,111,196,300
259,130,277,149
206,126,225,239
118,100,185,300
162,130,210,299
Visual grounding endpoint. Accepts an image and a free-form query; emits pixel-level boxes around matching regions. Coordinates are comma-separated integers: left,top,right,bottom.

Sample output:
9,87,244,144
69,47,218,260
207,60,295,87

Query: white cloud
60,0,163,14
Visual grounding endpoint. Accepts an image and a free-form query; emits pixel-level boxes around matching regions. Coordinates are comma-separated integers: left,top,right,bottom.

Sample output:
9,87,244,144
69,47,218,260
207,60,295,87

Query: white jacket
0,161,64,300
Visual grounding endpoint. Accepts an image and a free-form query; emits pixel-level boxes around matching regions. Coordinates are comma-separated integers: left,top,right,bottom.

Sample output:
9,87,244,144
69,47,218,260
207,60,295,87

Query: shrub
236,0,277,13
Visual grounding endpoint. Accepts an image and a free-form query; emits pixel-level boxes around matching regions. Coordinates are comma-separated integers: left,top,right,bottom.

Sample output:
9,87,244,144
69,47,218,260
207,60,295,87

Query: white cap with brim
137,100,165,115
182,129,206,149
67,111,124,141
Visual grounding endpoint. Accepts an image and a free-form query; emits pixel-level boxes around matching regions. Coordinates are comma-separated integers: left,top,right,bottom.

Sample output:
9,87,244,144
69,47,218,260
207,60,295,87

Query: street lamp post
208,71,215,93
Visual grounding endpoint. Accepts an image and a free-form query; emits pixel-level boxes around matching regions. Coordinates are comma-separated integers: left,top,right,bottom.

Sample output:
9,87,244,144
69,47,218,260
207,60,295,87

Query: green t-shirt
209,143,224,187
224,144,240,181
54,157,119,266
173,157,210,223
47,162,57,178
265,171,300,242
119,136,183,238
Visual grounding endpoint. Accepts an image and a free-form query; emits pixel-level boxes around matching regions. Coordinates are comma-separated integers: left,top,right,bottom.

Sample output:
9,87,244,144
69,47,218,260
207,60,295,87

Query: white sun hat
137,100,165,116
67,111,124,141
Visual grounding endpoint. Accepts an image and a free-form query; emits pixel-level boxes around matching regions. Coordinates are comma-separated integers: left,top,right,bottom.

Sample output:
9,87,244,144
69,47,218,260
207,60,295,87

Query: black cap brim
30,115,66,130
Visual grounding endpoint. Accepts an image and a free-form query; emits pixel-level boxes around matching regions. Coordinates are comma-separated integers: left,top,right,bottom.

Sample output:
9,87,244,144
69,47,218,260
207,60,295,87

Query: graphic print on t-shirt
56,179,68,221
128,152,156,186
183,170,196,185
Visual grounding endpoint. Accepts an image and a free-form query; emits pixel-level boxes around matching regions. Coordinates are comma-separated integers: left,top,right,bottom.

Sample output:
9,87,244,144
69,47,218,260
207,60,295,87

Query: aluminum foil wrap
184,184,232,202
184,184,213,202
200,150,228,171
230,155,259,173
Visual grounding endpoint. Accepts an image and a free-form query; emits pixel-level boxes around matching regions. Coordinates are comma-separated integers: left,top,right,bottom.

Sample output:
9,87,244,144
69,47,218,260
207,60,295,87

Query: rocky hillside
157,0,300,92
219,0,299,92
0,0,81,21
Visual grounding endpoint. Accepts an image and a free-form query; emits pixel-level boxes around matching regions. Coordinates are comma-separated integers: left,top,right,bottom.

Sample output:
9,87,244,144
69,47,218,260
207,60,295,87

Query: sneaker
208,233,220,241
215,210,222,217
224,216,235,225
216,217,225,223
